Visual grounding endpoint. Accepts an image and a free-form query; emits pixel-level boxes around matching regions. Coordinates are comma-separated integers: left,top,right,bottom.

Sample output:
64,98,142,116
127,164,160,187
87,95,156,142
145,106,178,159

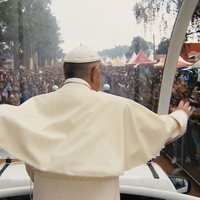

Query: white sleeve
167,109,188,141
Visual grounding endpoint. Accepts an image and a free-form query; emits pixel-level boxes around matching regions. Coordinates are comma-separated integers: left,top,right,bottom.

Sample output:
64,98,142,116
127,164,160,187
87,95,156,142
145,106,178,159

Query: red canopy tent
127,50,154,67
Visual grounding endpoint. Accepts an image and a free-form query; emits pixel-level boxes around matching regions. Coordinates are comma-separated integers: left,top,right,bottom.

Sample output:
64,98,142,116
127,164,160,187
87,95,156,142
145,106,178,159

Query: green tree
0,0,63,69
156,37,169,54
99,45,129,59
0,0,24,69
187,2,200,40
22,0,63,67
125,36,151,58
133,0,200,41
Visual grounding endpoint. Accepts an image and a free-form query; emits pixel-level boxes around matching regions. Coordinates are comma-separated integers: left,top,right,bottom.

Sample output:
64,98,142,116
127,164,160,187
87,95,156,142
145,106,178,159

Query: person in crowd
103,83,110,93
190,90,200,163
0,45,193,200
11,86,21,106
20,85,31,103
51,84,59,92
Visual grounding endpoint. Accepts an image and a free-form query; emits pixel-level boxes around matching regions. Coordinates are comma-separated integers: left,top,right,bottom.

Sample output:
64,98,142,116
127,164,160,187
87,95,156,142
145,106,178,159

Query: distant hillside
99,45,129,58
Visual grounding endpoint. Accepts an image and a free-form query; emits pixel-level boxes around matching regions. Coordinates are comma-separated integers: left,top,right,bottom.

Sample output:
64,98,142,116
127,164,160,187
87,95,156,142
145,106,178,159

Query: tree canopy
99,45,129,59
133,0,200,41
156,37,170,54
187,1,200,40
0,0,64,69
125,36,153,58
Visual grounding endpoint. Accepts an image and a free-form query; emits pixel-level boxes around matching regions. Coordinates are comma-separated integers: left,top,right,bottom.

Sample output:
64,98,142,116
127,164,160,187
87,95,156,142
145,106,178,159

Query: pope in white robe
0,45,193,200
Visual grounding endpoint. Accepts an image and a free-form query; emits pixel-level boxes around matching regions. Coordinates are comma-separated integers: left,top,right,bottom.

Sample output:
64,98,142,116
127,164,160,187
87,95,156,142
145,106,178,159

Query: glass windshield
165,1,200,185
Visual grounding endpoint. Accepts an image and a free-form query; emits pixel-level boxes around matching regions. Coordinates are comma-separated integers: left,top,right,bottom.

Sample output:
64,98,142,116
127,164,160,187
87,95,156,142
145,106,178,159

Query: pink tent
127,50,154,67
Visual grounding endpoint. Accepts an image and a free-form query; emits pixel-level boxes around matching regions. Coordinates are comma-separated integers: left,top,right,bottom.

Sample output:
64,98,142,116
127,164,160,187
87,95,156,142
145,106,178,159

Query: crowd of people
102,64,200,178
0,66,65,106
2,45,194,200
103,65,164,112
0,61,199,181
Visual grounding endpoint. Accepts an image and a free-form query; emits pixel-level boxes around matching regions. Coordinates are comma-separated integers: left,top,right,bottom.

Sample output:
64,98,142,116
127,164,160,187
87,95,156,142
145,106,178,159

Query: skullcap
64,45,101,63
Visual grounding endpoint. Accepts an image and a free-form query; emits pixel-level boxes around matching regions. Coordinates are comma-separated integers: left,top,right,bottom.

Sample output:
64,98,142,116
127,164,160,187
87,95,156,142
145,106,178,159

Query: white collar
64,78,91,89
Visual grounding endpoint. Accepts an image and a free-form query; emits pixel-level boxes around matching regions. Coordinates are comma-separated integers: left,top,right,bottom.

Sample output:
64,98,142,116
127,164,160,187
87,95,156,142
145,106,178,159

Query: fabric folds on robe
0,78,188,177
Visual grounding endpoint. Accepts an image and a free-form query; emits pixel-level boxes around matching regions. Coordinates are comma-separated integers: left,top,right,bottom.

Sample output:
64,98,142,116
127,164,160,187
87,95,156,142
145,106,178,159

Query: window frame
157,0,199,114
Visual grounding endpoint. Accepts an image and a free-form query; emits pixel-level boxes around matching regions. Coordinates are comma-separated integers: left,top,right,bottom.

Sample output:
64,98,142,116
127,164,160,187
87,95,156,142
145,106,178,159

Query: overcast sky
50,0,176,55
51,0,142,54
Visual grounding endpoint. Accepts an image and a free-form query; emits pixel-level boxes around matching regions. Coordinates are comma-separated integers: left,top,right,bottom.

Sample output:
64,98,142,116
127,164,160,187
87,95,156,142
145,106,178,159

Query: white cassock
0,78,188,200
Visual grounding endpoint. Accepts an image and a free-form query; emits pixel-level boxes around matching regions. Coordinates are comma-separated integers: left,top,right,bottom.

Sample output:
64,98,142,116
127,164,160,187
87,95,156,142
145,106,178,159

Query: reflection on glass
166,2,200,184
101,0,179,112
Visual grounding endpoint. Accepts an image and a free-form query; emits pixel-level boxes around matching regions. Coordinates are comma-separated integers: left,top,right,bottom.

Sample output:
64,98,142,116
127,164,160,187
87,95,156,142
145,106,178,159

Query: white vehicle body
0,162,31,198
120,162,200,200
0,161,199,200
120,162,177,192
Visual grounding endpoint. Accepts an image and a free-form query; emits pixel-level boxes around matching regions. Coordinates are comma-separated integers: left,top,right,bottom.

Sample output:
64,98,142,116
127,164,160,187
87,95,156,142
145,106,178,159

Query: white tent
127,52,137,65
104,57,113,66
121,54,128,64
149,52,154,61
112,56,126,67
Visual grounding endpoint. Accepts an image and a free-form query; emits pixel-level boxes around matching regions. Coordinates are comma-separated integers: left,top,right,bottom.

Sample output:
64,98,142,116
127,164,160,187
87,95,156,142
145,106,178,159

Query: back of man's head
63,45,101,79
